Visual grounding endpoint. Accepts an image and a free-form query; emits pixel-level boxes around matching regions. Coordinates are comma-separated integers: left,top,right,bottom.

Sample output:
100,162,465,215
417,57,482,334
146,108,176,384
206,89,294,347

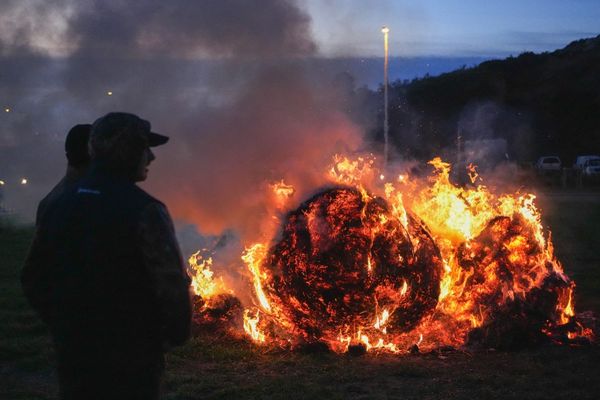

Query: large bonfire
189,155,594,353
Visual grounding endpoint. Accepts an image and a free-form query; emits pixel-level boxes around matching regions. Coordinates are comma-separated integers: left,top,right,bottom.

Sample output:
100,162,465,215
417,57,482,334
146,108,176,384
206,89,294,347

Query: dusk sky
1,0,598,59
307,0,600,57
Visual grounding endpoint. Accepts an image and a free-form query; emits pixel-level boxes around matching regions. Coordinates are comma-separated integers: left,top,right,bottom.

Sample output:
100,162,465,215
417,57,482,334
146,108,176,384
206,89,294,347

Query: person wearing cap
22,112,192,400
22,123,91,321
35,123,92,225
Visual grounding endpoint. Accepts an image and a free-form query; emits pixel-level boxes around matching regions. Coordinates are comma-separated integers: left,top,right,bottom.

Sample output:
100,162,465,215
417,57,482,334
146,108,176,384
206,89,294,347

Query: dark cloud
0,0,315,58
0,0,73,56
64,0,315,59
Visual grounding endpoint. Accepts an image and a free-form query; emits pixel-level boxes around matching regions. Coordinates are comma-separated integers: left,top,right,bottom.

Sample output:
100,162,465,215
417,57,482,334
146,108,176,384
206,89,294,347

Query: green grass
0,223,55,400
539,195,600,312
161,341,600,400
1,196,599,399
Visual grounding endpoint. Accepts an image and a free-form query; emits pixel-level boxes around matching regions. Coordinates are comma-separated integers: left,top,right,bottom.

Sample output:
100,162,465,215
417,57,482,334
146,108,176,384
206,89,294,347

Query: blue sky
306,0,600,56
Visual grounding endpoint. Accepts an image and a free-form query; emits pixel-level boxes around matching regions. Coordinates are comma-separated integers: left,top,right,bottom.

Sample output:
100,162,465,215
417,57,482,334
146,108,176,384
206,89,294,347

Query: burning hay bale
188,156,596,353
456,215,586,349
454,215,561,315
261,187,443,344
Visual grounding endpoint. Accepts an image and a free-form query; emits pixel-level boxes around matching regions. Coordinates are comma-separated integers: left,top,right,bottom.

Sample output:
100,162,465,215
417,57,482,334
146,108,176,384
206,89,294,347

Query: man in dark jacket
22,112,192,400
36,123,91,225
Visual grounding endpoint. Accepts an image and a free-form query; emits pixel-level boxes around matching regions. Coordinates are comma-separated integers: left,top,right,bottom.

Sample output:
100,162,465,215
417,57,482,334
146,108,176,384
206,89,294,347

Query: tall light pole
381,26,390,170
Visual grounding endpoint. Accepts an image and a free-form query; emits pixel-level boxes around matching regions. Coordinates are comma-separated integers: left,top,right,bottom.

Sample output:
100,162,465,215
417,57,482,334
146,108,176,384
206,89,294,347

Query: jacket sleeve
138,202,192,347
21,224,56,325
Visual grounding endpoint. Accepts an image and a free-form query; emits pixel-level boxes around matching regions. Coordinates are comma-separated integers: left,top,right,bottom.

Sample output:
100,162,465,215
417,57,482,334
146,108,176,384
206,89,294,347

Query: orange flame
270,179,295,208
242,244,271,312
243,309,266,343
188,251,231,304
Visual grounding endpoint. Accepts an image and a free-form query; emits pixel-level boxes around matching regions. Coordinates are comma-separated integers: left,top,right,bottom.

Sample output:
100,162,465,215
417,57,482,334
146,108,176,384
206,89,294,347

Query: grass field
1,194,599,399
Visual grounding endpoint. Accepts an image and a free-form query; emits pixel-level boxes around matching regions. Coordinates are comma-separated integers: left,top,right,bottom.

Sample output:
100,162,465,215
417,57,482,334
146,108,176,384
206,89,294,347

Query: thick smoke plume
152,65,361,239
0,0,363,241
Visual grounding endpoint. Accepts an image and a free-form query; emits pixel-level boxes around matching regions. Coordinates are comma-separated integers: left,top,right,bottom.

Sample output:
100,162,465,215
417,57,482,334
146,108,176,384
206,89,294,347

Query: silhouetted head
90,112,169,181
65,124,92,169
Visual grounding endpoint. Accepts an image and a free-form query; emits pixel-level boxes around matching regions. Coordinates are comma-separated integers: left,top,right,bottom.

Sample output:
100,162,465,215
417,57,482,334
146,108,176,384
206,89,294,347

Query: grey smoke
0,0,364,244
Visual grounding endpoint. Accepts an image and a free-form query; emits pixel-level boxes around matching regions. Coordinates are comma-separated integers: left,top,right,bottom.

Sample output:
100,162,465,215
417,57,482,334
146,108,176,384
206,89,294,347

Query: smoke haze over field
0,0,363,240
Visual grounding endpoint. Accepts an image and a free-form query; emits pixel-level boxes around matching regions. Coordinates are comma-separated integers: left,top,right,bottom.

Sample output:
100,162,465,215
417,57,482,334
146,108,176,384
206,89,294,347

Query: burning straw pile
189,156,596,354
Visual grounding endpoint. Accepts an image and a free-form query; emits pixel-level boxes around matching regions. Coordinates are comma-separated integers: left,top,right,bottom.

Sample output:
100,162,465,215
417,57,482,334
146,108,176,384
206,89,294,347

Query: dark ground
1,191,599,400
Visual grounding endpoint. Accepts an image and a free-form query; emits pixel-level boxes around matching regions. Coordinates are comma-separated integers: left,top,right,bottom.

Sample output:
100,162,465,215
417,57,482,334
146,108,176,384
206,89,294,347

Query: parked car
535,156,561,173
573,155,600,170
582,158,600,177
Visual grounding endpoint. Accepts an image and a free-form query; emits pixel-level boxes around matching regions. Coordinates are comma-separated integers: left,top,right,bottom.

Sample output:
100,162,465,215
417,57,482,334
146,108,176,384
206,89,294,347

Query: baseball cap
89,112,170,170
91,112,169,149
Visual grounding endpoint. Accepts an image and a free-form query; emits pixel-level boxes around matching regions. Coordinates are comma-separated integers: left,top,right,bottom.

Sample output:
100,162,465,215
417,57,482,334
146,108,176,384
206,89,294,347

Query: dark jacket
35,172,79,226
22,164,192,368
